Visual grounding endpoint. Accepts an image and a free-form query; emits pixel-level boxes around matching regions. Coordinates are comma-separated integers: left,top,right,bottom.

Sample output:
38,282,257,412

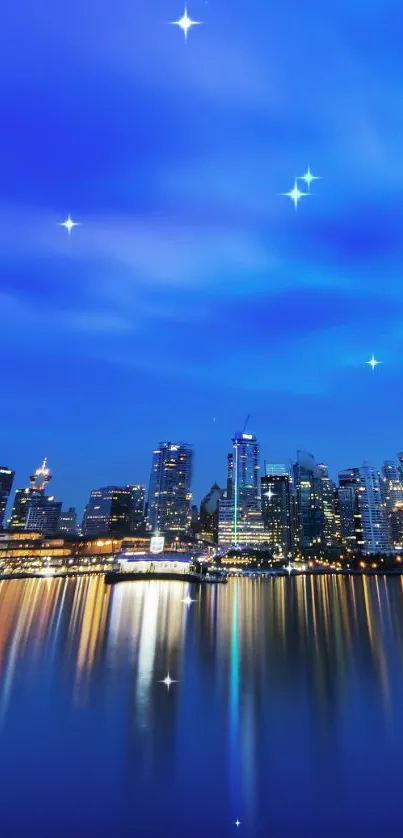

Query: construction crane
242,414,251,435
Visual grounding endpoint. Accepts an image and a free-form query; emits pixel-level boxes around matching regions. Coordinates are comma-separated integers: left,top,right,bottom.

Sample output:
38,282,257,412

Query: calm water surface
0,575,403,837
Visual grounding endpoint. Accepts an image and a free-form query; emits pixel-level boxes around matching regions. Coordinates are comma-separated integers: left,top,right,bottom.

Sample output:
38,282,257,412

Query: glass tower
147,443,193,534
0,467,14,529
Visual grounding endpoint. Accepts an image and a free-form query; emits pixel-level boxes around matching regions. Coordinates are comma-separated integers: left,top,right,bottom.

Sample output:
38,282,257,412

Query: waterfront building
82,486,140,536
338,468,364,551
146,442,193,533
9,458,54,532
218,431,265,548
357,463,388,554
261,469,293,555
390,503,403,550
127,484,145,532
9,488,34,531
293,451,324,552
218,498,266,549
318,464,337,548
26,495,62,535
381,461,403,548
199,483,225,543
58,507,77,534
0,467,14,529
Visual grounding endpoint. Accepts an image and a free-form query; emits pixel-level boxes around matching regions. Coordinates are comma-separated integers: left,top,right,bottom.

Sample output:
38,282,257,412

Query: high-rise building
147,443,193,534
9,459,56,533
58,507,77,534
381,461,403,548
318,464,337,548
293,451,324,552
357,463,388,554
261,468,294,556
398,453,403,482
26,495,62,534
390,503,403,550
338,468,364,551
82,486,139,536
9,488,34,531
127,484,146,532
199,483,225,543
218,431,265,548
0,467,14,529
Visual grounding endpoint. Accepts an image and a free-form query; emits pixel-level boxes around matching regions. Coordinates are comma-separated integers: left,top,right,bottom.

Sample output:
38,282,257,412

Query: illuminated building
26,495,62,534
9,488,34,531
0,466,14,529
261,469,293,555
9,458,54,532
338,468,364,551
218,431,265,548
293,451,324,551
218,499,266,549
381,461,403,547
199,483,225,543
59,507,78,534
146,442,193,533
127,484,146,532
226,454,234,499
358,463,388,554
317,464,337,548
390,503,403,549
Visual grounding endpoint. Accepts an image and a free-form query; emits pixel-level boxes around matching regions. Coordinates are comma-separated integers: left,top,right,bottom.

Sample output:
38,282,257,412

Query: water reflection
1,575,403,835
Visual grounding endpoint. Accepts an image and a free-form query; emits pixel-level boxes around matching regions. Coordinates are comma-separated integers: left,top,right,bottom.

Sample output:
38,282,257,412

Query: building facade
147,443,193,534
0,467,14,529
58,507,78,534
261,468,294,555
25,495,62,534
293,451,324,552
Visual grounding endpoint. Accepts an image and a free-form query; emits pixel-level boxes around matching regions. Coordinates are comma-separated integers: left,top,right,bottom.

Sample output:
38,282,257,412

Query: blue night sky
1,0,402,514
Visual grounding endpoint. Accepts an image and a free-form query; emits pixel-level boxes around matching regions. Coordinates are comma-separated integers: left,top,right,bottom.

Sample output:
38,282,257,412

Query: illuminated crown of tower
29,457,52,493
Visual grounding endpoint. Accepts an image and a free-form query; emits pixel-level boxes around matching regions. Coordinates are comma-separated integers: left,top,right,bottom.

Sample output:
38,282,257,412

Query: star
286,561,293,575
367,355,381,371
159,673,178,690
280,180,308,210
235,820,241,828
181,595,196,607
169,6,202,40
59,215,80,235
298,165,321,190
265,488,275,501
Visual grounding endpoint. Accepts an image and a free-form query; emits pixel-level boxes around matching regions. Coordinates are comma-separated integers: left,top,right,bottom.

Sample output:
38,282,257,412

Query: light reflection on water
1,575,403,836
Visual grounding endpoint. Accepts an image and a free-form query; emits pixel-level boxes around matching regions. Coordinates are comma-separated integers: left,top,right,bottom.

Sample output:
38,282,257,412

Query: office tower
227,454,234,499
9,488,34,531
398,453,403,482
318,464,337,548
26,495,62,534
338,468,364,551
390,503,403,549
9,458,53,532
261,467,293,555
147,443,193,533
127,484,145,532
293,451,324,552
381,461,403,547
0,467,14,529
218,430,265,548
357,463,388,554
58,507,77,534
199,483,225,543
82,486,136,536
265,463,293,477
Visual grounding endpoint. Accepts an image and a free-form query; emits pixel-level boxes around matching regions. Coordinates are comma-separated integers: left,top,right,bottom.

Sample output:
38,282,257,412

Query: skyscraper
261,466,294,555
26,495,62,534
358,463,388,554
147,443,193,533
318,464,337,548
199,483,225,543
58,507,78,534
9,488,34,531
338,468,364,551
0,467,14,529
293,451,324,552
82,486,138,536
218,431,265,548
127,485,146,532
9,459,57,533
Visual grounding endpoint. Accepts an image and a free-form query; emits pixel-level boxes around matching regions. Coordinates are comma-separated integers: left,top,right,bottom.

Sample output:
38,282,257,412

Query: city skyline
1,0,403,516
